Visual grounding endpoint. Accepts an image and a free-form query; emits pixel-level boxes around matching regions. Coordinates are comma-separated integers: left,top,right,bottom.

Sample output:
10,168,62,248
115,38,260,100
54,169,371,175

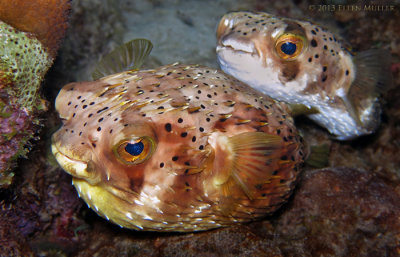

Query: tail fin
347,49,392,131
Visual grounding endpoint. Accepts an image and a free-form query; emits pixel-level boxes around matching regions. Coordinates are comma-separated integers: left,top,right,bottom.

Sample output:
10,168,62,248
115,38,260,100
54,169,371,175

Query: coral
0,21,51,110
0,98,35,186
0,0,70,58
0,0,70,187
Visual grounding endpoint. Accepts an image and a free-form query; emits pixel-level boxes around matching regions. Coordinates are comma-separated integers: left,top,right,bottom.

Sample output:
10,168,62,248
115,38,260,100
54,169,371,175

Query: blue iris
281,42,297,55
125,141,144,156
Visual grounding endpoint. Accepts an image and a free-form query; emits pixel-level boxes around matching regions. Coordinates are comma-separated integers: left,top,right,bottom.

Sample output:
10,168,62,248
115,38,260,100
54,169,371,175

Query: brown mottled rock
0,208,35,257
274,167,400,256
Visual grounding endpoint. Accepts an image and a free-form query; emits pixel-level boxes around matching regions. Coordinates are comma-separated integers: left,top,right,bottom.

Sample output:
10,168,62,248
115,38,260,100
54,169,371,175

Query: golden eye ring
113,136,156,165
275,33,306,60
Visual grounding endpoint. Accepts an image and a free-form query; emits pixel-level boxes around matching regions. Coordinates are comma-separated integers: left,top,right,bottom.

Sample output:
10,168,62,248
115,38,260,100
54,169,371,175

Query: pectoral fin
287,103,319,117
213,132,283,201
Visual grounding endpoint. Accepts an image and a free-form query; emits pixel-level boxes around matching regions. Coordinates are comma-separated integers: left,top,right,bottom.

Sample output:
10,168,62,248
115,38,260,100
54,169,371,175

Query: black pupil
125,141,144,156
281,42,297,55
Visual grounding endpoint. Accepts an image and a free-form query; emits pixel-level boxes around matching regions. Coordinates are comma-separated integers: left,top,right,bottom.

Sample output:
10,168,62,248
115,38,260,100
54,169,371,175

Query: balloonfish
216,11,391,140
51,39,306,232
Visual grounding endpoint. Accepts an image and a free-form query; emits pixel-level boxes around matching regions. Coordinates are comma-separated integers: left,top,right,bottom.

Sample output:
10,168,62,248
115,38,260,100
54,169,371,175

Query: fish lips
51,140,100,184
216,41,259,79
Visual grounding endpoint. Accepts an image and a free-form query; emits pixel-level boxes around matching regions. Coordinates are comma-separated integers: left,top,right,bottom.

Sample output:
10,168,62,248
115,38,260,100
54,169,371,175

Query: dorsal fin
92,38,153,80
346,49,392,131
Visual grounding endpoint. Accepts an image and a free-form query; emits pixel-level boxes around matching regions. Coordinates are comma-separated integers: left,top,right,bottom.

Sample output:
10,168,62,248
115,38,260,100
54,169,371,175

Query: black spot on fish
192,136,196,142
172,156,179,161
160,162,164,168
178,118,183,123
165,123,172,132
181,132,188,137
97,107,109,114
311,39,318,47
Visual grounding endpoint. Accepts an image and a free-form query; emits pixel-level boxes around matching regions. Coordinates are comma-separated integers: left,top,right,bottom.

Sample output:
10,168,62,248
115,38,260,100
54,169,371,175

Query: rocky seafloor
1,0,400,256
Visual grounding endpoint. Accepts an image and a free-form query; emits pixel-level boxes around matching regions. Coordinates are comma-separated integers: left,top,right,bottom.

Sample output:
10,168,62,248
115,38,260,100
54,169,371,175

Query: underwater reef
1,0,400,256
0,0,70,187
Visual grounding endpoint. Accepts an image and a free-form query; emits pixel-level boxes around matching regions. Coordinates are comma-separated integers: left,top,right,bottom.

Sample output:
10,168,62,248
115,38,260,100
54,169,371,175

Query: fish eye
275,33,306,60
281,42,296,55
113,136,156,165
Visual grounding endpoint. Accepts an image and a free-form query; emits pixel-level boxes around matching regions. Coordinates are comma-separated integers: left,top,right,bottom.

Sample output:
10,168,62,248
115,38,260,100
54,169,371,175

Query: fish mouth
217,39,256,55
51,143,92,180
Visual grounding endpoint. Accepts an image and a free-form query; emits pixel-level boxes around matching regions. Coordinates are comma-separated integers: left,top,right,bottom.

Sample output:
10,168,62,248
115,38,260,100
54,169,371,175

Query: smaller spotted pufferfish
51,39,306,232
216,11,391,140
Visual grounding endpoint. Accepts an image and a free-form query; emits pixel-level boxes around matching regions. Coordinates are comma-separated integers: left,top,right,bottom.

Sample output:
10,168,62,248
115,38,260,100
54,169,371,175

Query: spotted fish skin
216,11,389,140
51,63,305,232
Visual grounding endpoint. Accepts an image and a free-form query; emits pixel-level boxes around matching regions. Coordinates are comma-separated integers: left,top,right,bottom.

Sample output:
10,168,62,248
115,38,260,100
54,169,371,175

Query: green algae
0,21,52,112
